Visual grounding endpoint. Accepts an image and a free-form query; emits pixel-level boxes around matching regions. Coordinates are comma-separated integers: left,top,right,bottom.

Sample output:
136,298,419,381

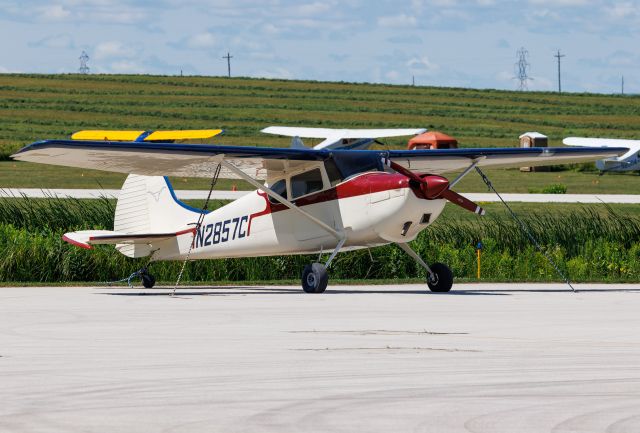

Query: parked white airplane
564,137,640,172
261,126,426,150
11,128,625,293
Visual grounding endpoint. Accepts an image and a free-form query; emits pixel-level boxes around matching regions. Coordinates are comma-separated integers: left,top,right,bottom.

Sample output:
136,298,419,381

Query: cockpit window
291,168,324,199
332,153,382,180
324,159,343,186
268,179,287,204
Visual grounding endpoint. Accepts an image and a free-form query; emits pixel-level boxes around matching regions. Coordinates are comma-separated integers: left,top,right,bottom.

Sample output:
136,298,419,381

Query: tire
141,273,156,289
302,263,329,293
427,263,453,293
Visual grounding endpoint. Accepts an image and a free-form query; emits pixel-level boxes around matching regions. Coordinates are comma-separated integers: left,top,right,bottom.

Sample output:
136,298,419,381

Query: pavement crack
291,346,480,353
287,329,468,336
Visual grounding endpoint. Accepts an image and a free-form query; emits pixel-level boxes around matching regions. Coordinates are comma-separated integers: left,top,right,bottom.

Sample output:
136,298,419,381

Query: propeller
388,161,485,215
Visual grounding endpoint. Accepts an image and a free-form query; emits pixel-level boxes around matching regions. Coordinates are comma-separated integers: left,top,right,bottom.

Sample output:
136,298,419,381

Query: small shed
519,132,548,172
519,132,548,148
408,131,458,150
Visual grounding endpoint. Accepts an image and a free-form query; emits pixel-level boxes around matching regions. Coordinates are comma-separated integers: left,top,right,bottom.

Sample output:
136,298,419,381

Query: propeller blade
440,189,486,215
388,160,485,215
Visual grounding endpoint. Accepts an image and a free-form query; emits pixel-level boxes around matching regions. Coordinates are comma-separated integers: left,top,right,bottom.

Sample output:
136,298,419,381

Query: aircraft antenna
514,47,531,91
222,51,233,78
78,51,90,74
554,49,565,93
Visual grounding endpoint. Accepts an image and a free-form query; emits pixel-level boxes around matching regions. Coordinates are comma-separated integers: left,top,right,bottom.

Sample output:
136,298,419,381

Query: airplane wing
261,126,426,150
72,129,224,143
12,139,627,180
261,126,426,139
563,137,640,159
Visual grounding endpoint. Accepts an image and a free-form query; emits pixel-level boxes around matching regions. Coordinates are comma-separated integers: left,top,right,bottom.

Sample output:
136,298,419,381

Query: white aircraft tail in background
564,137,640,172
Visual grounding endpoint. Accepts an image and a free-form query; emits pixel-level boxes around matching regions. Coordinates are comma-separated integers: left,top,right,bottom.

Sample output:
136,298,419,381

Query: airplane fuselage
156,171,446,261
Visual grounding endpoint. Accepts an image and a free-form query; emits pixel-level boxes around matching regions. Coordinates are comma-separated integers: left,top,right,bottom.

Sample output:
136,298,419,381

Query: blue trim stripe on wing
163,176,210,214
135,131,154,142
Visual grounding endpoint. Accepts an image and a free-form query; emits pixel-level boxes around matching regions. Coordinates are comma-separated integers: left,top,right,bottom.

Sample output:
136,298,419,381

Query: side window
268,179,287,204
291,168,324,199
324,159,343,186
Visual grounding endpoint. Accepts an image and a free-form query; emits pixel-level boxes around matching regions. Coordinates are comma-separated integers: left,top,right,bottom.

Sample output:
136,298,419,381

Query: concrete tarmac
1,283,640,432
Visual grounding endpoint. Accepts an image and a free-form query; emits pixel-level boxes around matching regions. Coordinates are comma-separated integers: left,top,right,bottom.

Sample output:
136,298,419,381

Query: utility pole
554,49,565,93
622,75,625,95
222,52,233,78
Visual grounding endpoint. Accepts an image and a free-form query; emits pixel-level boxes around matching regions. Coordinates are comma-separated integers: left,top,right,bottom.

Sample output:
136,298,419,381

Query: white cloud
528,0,591,5
185,33,217,49
377,14,417,28
407,56,439,75
108,60,145,74
37,4,71,20
94,41,138,60
605,2,639,19
385,70,400,81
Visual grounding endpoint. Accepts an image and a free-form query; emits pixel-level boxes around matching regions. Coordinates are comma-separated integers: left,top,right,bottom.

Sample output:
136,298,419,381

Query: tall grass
1,196,639,283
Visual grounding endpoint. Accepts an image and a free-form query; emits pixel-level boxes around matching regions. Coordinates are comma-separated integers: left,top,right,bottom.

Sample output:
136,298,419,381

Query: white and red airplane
11,127,625,293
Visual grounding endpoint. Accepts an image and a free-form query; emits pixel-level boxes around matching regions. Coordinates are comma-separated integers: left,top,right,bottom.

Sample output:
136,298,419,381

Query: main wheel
141,273,156,289
302,263,329,293
427,263,453,293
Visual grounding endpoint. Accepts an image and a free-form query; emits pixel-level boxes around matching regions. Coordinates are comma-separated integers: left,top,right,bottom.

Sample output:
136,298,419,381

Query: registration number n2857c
194,216,248,248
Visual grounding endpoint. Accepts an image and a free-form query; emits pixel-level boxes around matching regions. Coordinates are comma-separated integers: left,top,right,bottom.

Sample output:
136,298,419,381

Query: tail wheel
302,263,329,293
427,263,453,293
141,273,156,289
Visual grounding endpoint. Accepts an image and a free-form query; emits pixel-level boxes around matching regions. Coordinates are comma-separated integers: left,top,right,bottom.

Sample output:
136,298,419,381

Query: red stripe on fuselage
248,172,412,227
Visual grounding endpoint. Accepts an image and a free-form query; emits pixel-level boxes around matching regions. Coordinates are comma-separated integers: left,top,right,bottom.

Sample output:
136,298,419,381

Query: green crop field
1,73,639,192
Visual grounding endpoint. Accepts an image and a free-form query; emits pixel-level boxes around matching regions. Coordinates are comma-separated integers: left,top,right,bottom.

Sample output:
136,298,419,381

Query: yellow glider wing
71,130,145,141
71,129,224,143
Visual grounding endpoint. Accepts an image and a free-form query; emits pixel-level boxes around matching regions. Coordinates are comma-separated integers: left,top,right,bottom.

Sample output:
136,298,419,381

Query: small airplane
11,127,626,293
564,137,640,172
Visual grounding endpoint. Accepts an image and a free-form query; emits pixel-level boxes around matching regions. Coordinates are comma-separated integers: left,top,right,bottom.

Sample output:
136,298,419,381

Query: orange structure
407,131,458,150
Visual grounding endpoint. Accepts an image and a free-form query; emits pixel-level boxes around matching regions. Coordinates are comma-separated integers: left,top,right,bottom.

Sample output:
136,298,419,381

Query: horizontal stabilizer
71,129,224,143
63,228,196,249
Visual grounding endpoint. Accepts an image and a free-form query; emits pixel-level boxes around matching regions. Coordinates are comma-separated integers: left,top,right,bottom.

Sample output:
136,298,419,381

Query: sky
0,0,639,93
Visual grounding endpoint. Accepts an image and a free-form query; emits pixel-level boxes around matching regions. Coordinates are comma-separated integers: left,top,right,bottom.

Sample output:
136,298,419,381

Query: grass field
1,73,640,192
2,196,640,283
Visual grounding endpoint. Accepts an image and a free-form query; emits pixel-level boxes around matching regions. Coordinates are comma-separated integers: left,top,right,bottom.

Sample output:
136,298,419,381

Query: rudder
114,175,202,257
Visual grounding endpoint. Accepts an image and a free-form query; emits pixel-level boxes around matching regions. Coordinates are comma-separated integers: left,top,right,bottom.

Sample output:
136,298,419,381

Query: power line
514,47,532,91
222,52,233,78
554,49,565,93
78,51,90,74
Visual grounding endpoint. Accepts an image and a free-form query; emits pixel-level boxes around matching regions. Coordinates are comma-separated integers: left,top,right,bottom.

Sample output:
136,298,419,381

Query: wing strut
220,160,344,240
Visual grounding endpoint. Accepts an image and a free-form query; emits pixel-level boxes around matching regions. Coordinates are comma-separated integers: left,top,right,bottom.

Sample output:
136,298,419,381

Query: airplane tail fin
111,175,203,257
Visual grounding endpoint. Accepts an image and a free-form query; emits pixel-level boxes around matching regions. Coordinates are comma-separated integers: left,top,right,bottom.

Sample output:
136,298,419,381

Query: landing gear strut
396,243,453,293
